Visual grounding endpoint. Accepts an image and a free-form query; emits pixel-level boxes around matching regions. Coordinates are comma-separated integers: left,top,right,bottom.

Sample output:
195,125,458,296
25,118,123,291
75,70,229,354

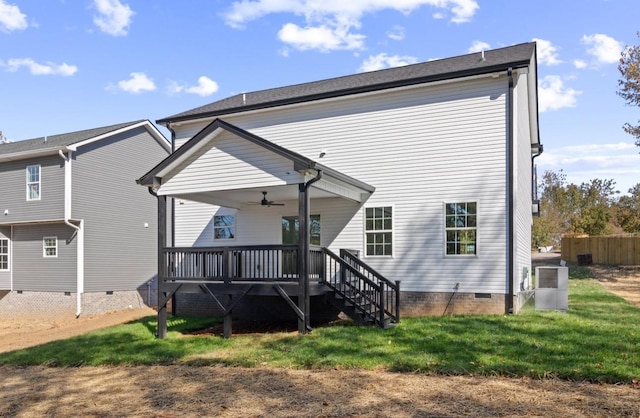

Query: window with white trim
43,237,58,258
26,165,41,201
365,206,393,256
445,202,477,255
0,239,8,271
213,215,235,240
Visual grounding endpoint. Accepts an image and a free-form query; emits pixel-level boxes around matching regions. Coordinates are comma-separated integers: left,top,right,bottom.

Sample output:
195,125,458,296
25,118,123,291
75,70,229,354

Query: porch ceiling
173,180,362,209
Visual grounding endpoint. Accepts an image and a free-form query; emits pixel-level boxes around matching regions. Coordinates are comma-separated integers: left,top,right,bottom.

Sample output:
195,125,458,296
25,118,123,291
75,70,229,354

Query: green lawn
2,267,639,384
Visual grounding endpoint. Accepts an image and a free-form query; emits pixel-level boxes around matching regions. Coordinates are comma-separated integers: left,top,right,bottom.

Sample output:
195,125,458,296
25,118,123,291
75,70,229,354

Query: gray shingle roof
158,42,536,125
0,120,146,155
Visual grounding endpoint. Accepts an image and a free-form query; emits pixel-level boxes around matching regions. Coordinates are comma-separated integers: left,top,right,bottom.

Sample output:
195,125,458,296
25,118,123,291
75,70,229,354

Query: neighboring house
0,120,170,316
139,43,542,336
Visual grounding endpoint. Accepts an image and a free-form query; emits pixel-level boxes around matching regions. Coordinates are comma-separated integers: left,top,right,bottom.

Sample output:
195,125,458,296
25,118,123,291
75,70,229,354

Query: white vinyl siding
172,76,510,293
159,131,304,196
513,71,534,293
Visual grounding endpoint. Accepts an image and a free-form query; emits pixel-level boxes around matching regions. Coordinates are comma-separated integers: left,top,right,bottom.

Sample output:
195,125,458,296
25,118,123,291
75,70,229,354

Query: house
138,43,541,337
0,120,170,317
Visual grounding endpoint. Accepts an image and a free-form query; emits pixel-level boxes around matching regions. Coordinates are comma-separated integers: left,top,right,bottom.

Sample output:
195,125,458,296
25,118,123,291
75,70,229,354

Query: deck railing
163,245,306,282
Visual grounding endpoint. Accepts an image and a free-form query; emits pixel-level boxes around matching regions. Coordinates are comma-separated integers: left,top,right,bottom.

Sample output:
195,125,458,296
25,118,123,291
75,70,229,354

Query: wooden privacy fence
561,236,640,265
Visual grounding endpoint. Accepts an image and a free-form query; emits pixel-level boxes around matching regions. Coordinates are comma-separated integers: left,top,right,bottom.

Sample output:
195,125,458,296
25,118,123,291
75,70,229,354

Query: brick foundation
400,291,508,316
0,290,153,318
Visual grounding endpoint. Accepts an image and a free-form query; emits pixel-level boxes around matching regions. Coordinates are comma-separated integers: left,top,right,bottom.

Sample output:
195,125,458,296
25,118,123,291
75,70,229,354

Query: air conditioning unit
535,266,568,311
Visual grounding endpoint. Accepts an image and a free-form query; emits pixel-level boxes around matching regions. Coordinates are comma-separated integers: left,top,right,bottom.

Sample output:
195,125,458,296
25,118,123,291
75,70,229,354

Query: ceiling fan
250,191,285,207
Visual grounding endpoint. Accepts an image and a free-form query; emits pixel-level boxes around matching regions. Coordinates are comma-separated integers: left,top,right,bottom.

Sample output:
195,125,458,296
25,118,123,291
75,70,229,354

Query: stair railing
322,248,400,327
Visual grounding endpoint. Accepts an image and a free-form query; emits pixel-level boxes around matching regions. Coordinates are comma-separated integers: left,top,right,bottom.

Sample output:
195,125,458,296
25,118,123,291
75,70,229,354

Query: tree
617,32,640,146
532,170,620,248
616,183,640,232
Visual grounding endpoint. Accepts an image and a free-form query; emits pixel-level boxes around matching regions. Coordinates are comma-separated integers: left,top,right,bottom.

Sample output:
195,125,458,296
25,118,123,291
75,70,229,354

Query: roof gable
158,43,536,125
138,118,374,194
0,120,170,161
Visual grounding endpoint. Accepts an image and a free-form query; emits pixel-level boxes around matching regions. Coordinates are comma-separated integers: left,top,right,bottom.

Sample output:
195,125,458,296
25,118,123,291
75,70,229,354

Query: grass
1,268,639,384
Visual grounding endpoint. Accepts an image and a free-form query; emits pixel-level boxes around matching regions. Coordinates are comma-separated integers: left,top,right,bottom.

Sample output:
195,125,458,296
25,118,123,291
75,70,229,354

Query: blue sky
1,0,639,193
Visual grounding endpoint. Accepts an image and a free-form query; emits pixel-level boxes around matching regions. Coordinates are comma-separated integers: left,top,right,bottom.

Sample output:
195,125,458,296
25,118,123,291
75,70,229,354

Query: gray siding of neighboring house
0,226,10,289
12,223,77,292
0,155,65,223
72,127,169,292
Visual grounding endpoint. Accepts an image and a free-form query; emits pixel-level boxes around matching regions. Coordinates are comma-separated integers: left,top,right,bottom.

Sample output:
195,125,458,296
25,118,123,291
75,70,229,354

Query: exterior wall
12,223,77,292
171,76,511,295
72,126,169,292
0,226,11,289
0,154,64,223
513,72,534,307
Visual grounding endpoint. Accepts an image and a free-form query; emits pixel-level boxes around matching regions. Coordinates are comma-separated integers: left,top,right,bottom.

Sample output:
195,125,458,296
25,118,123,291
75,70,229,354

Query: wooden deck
157,245,400,337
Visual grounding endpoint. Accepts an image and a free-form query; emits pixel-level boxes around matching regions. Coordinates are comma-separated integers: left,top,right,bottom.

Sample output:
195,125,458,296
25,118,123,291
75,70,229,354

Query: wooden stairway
321,249,400,329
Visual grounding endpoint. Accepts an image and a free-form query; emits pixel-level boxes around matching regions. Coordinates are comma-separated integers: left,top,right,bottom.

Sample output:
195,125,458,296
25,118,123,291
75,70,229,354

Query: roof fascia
0,146,71,162
68,120,168,151
158,60,532,126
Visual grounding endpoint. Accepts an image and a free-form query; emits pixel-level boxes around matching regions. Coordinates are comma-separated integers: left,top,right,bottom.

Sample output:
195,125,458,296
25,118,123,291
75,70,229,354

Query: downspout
506,68,515,314
59,150,83,317
166,124,177,315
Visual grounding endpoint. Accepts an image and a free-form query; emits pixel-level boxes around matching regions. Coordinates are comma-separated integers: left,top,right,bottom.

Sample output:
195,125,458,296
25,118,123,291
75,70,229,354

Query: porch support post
298,183,310,334
156,194,168,339
297,170,323,334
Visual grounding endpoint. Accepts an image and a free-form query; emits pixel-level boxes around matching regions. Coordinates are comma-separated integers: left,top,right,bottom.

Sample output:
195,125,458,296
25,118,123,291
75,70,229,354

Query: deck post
157,194,168,339
223,294,232,338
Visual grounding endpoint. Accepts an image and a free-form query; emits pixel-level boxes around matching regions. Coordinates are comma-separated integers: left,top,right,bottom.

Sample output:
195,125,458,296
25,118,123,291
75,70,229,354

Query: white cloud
0,0,27,32
538,75,580,112
387,25,405,41
536,142,640,193
533,38,562,65
185,76,219,97
359,53,418,72
573,59,587,69
278,22,365,51
581,33,623,64
221,1,478,51
167,76,220,97
93,0,135,36
2,58,77,76
109,72,156,93
468,40,490,53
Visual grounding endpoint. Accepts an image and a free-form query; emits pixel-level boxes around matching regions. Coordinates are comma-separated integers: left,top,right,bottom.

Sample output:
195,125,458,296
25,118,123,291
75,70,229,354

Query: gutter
506,68,515,314
58,150,84,318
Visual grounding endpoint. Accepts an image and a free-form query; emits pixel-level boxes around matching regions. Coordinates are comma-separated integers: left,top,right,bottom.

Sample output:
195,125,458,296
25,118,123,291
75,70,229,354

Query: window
43,237,57,258
281,215,321,245
365,206,392,256
213,215,235,240
26,165,41,201
445,202,477,255
0,239,8,271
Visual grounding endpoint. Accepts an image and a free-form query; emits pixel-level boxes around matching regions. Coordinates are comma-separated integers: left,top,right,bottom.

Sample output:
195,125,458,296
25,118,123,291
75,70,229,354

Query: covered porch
138,119,400,337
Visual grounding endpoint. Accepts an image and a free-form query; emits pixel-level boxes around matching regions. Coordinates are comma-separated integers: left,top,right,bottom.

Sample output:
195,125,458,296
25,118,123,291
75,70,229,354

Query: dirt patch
591,264,640,308
1,365,638,417
0,307,156,354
